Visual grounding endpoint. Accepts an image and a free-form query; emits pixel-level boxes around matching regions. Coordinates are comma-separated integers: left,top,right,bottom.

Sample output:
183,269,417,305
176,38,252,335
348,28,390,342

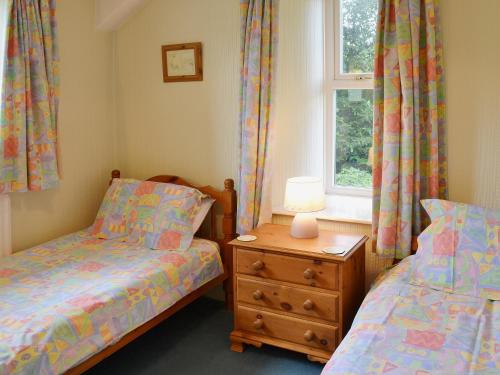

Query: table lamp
284,177,325,239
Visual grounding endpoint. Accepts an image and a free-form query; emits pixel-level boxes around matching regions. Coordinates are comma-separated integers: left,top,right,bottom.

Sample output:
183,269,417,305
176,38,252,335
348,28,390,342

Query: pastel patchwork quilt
0,231,223,375
410,200,500,300
322,257,500,375
125,179,203,251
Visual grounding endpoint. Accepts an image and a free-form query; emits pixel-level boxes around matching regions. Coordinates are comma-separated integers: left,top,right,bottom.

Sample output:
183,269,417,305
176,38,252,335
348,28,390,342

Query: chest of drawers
229,224,367,363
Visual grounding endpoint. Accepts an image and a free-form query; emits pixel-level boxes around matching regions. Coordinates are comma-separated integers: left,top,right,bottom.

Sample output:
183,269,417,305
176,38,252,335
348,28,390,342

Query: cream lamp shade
283,177,325,239
284,177,325,213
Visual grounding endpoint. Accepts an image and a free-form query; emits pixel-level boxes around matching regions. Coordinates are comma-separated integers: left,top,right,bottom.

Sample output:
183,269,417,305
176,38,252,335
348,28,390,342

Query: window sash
324,0,374,195
333,0,374,80
325,88,373,196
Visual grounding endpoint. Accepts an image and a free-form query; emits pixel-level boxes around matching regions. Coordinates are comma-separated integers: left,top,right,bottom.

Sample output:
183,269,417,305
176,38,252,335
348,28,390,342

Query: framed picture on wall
161,42,203,82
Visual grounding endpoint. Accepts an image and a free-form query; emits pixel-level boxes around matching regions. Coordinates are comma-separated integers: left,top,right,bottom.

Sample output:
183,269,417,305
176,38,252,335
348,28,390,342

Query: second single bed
321,256,500,374
322,200,500,375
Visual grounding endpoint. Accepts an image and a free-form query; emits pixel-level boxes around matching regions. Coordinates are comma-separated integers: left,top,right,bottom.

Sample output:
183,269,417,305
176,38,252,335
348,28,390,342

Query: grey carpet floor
86,297,324,375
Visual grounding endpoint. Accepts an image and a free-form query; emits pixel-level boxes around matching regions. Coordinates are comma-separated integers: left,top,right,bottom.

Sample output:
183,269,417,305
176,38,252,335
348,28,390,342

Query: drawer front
236,248,339,290
236,305,337,352
237,277,338,322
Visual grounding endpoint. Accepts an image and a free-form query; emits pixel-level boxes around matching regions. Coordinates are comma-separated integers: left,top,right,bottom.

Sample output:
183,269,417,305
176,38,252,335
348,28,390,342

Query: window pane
334,89,373,188
340,0,378,74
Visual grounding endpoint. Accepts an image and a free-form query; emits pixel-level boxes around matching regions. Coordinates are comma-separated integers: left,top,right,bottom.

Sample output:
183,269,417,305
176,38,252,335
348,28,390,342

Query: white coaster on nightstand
322,246,348,255
237,235,257,242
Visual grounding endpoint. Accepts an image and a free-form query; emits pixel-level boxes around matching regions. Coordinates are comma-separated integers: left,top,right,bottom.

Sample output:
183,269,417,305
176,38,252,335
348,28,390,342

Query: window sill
273,193,372,225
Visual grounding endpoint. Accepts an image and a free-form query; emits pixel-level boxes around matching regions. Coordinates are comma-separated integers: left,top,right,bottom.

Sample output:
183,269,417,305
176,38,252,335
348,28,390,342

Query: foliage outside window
325,0,377,193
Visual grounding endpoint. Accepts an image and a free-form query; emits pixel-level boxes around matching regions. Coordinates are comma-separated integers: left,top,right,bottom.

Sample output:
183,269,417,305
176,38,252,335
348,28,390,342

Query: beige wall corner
441,0,500,208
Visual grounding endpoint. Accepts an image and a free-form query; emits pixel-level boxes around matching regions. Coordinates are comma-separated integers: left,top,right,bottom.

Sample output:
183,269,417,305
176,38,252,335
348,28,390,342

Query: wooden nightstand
229,223,368,363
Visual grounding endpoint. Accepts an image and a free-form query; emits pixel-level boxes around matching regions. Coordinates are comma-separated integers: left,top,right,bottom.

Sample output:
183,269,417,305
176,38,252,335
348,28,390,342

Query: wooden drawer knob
253,290,263,300
303,268,316,279
304,330,315,342
253,318,264,329
303,299,314,310
252,260,265,271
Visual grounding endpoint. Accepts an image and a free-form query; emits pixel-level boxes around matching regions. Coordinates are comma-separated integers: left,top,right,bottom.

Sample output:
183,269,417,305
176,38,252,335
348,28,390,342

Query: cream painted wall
114,0,240,190
441,0,500,209
95,0,150,31
111,0,499,285
114,0,324,204
272,0,324,208
10,0,115,252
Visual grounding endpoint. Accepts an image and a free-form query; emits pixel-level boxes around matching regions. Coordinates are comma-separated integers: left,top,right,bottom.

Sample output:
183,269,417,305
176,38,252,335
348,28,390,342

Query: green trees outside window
333,0,377,189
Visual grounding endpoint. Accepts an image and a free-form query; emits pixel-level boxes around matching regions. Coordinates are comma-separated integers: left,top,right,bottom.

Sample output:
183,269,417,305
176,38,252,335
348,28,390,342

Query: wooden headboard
110,170,237,266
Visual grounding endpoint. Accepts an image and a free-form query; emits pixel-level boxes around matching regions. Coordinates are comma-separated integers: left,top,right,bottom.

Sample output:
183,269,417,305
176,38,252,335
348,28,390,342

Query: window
325,0,377,195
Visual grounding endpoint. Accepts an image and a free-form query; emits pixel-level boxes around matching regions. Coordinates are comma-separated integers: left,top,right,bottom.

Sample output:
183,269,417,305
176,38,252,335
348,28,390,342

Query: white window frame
324,0,374,197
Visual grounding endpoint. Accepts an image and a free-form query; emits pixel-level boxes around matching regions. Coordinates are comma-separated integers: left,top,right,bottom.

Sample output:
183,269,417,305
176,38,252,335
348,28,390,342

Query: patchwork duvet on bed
0,231,223,375
322,257,500,375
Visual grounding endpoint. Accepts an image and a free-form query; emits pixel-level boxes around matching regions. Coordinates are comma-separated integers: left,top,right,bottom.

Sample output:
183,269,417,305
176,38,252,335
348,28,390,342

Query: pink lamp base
290,212,319,239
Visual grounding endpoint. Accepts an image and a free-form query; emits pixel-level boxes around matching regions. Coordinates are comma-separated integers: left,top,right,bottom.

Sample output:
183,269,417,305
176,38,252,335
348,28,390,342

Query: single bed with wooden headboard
64,170,238,374
0,170,238,375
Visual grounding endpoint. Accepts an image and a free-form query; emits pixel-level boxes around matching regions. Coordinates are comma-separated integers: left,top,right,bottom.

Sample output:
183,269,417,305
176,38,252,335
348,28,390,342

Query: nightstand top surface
229,224,368,262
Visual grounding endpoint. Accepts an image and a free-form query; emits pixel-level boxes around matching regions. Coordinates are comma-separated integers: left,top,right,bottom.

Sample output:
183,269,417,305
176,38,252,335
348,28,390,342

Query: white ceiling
95,0,150,31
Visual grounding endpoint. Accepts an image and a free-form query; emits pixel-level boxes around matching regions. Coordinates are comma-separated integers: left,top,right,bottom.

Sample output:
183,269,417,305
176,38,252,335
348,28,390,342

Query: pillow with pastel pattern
409,199,500,300
89,179,141,239
125,180,203,251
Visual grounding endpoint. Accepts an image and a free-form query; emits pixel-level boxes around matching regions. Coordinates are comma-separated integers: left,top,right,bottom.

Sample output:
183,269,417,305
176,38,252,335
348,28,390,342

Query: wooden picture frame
161,42,203,82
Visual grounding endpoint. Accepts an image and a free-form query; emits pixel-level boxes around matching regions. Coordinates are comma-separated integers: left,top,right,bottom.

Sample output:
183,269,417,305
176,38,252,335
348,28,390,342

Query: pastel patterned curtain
372,0,447,259
237,0,279,234
0,0,60,193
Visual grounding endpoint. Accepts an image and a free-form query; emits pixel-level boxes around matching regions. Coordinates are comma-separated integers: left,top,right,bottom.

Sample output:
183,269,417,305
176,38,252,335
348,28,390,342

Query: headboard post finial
224,179,234,190
110,170,121,185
